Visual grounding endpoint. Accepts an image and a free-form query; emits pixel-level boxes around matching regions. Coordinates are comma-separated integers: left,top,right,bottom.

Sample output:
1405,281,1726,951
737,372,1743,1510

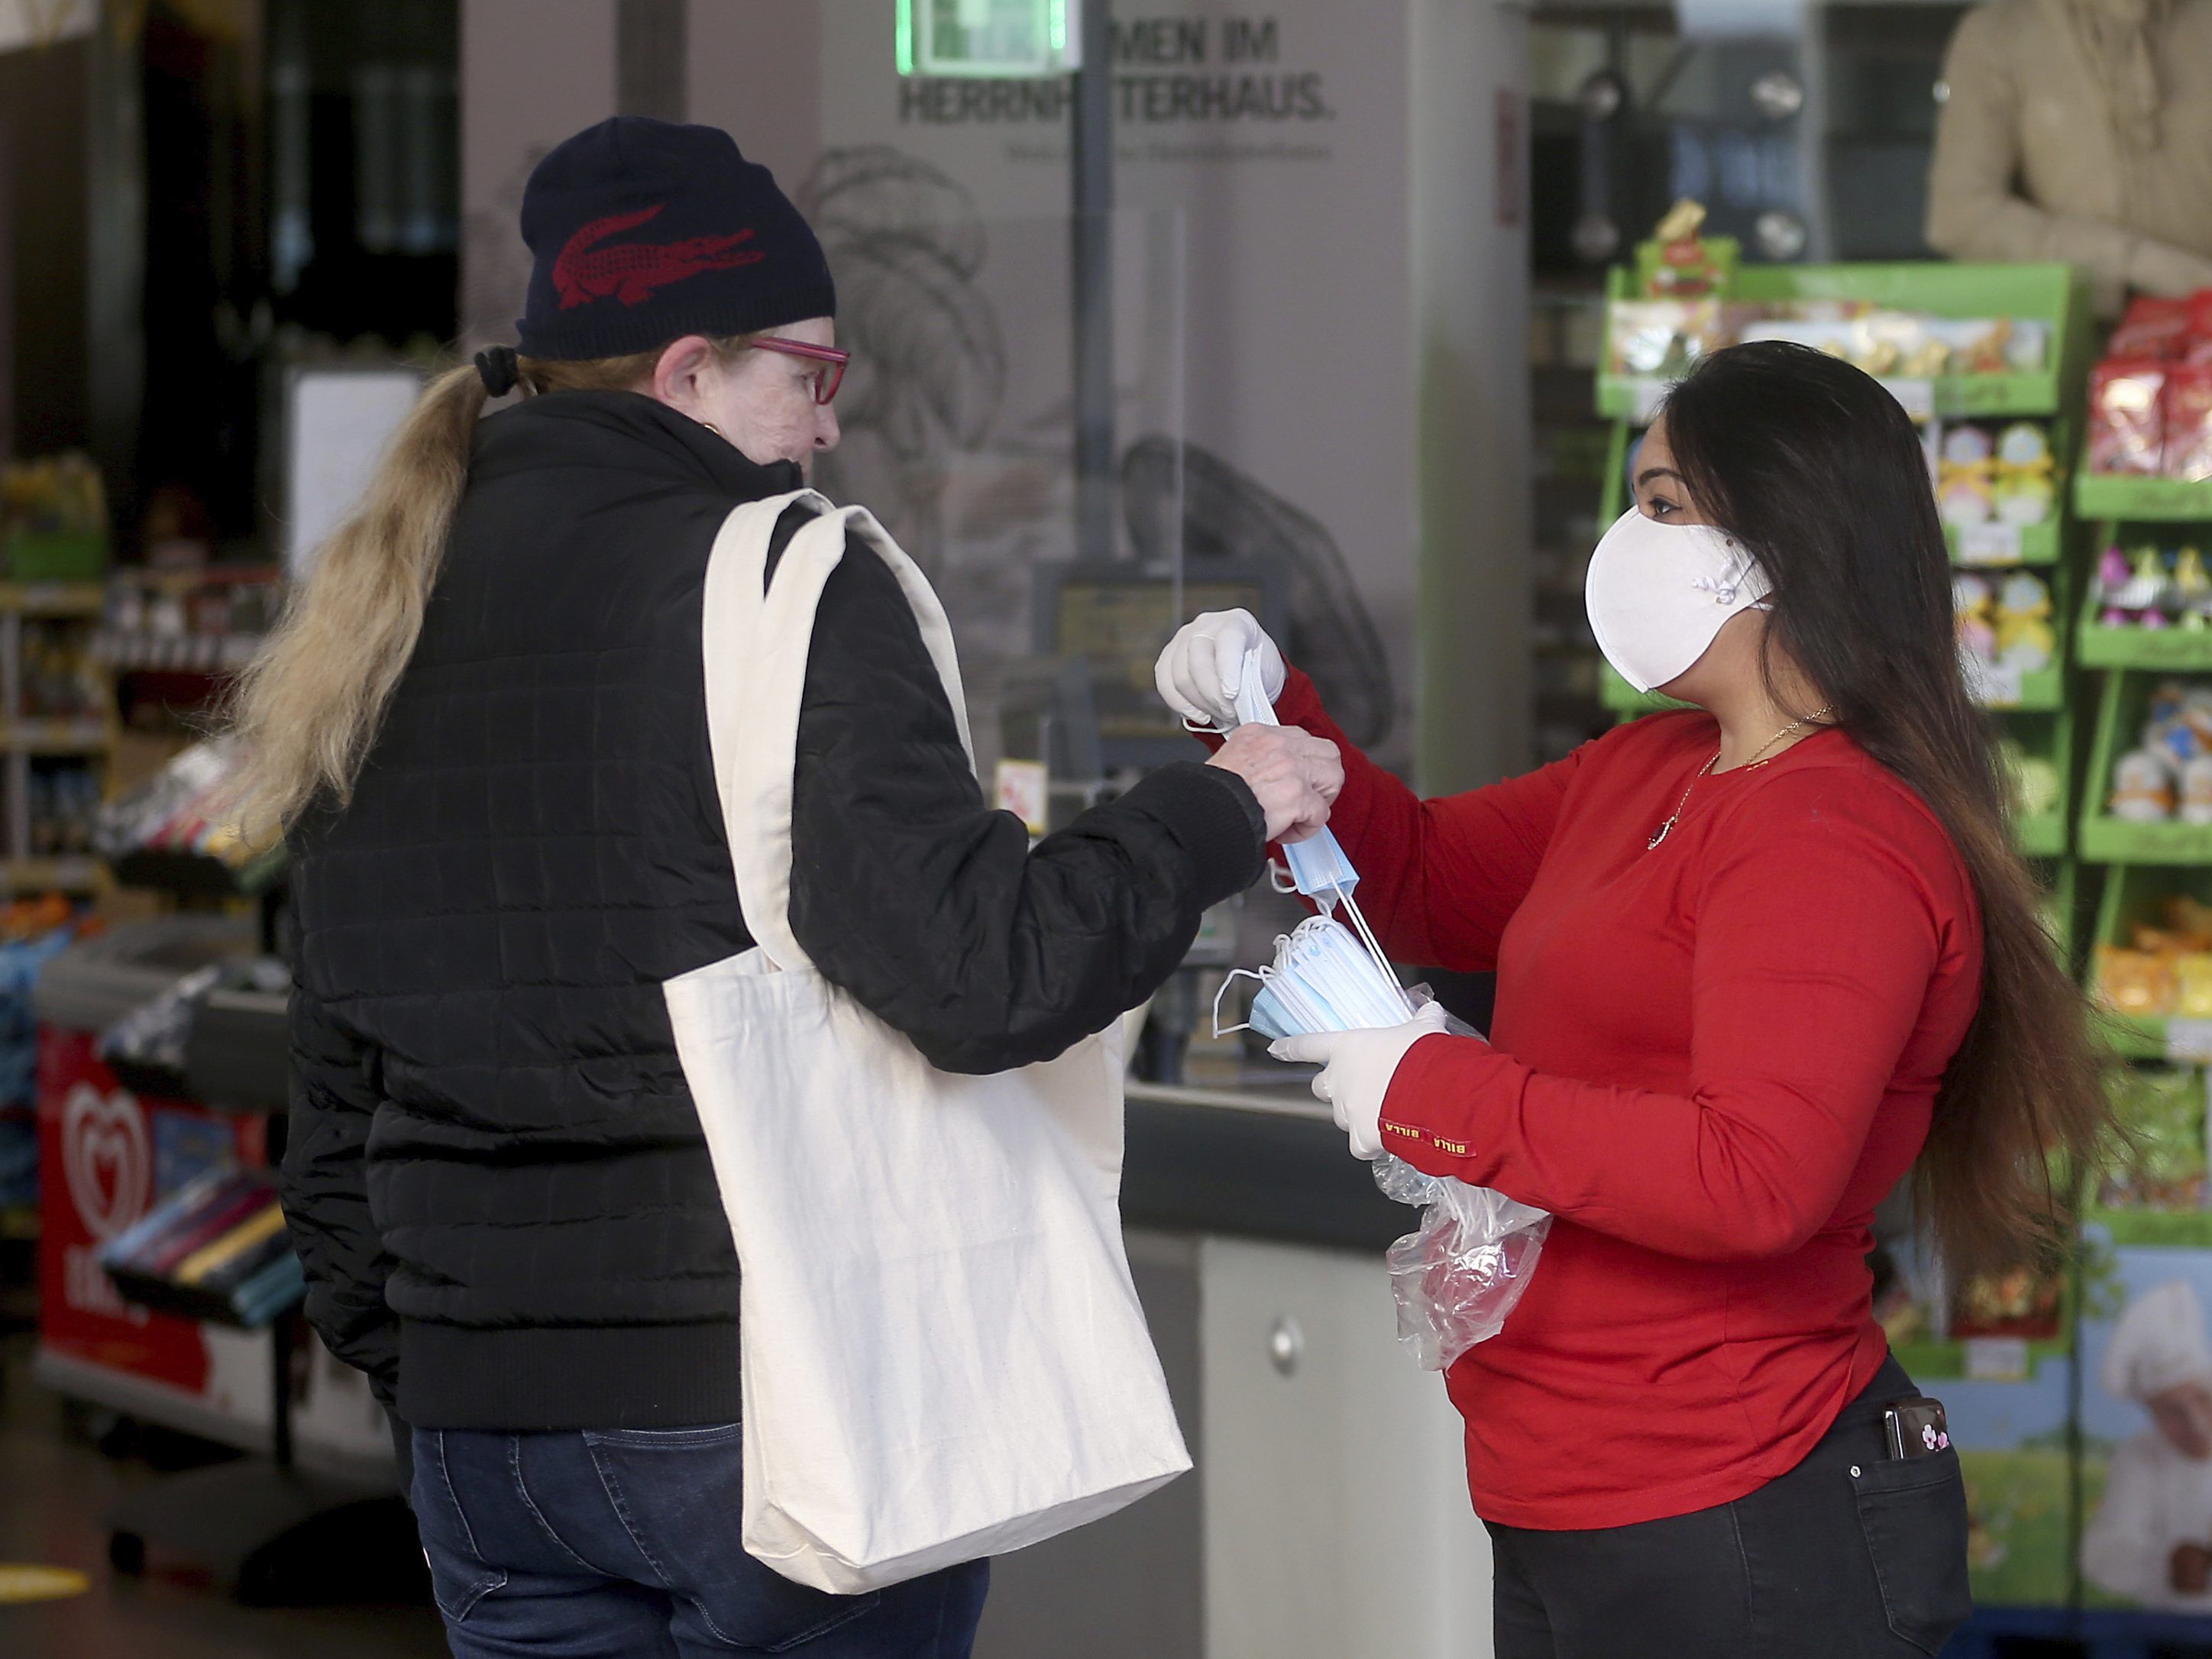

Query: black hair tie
474,344,520,398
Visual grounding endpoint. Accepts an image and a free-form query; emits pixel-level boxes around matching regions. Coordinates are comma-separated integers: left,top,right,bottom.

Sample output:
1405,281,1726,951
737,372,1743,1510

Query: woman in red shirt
1158,342,2110,1658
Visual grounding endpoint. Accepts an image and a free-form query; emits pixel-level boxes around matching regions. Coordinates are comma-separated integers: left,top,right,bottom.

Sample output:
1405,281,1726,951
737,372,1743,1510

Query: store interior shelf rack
0,582,111,895
1597,261,2090,426
2072,447,2212,1060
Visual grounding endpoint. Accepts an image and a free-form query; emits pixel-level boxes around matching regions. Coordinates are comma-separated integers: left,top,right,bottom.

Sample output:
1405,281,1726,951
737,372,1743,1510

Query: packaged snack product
2185,755,2212,826
1606,300,1738,380
1994,571,2055,672
2100,1065,2208,1208
1998,736,2062,820
1993,421,2056,526
2113,546,2175,627
2165,363,2212,482
1953,574,1997,661
2091,361,2168,475
2097,944,2177,1015
1939,425,1996,526
2112,296,2193,360
2177,548,2212,629
1645,198,1724,299
2097,545,2136,623
2113,747,2178,820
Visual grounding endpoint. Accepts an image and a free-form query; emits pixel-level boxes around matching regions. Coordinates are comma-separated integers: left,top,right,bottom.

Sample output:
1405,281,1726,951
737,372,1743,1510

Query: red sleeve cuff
1274,665,1325,729
1376,1030,1508,1181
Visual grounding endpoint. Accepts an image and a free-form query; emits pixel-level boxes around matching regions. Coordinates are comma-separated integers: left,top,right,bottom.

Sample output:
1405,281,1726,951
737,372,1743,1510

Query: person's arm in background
1374,771,1948,1260
787,545,1315,1075
1924,7,2212,307
280,983,399,1405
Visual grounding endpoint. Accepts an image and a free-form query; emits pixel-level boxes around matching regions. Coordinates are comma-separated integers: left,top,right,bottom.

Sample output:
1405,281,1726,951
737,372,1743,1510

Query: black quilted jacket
281,392,1264,1430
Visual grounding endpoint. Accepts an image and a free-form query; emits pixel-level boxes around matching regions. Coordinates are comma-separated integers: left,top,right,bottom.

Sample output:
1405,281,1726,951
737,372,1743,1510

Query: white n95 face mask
1584,506,1774,694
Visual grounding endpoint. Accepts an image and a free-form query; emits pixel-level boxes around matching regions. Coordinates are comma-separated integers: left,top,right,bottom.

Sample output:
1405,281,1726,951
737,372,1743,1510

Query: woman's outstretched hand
1270,1004,1453,1159
1206,723,1341,846
1155,609,1287,729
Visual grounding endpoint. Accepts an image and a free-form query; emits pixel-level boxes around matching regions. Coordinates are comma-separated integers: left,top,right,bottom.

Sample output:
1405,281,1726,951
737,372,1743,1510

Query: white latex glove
1269,1003,1452,1159
1154,609,1287,730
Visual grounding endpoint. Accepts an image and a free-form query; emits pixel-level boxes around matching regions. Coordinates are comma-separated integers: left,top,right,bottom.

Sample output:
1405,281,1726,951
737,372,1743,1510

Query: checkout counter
966,981,1497,1659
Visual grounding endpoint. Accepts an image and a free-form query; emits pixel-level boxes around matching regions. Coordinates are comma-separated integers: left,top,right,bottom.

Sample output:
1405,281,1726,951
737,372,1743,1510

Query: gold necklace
1645,706,1835,851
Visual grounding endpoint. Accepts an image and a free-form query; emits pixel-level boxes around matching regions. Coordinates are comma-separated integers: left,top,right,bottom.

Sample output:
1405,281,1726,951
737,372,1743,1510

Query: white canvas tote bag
664,490,1192,1595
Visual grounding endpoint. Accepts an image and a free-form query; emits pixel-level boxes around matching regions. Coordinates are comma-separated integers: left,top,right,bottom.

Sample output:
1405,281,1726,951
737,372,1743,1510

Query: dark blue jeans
411,1425,990,1657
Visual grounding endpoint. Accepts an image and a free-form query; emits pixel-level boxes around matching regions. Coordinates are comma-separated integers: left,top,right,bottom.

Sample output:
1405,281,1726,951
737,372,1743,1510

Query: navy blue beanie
515,117,835,361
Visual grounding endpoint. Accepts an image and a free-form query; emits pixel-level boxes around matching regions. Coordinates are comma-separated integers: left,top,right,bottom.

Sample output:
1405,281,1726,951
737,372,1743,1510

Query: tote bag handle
700,491,978,975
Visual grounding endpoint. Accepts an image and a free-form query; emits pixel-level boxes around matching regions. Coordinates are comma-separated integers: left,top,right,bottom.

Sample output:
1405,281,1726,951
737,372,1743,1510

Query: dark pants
410,1425,990,1657
1486,1357,1972,1659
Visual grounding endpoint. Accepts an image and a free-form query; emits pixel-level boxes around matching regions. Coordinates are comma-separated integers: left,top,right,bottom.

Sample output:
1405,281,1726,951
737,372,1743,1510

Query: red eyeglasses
749,337,849,405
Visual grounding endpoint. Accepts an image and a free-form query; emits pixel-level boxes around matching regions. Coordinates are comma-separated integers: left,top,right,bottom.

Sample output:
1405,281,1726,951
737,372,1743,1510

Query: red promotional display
34,1027,264,1402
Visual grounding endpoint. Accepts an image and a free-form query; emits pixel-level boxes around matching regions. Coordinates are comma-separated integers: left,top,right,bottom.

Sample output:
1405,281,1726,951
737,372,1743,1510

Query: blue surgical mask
1214,915,1411,1039
1231,647,1362,906
1213,661,1405,1039
1247,983,1298,1040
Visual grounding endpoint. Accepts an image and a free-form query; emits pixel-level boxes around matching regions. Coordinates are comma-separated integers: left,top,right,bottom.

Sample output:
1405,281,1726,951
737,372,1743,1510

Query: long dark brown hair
1662,340,2110,1276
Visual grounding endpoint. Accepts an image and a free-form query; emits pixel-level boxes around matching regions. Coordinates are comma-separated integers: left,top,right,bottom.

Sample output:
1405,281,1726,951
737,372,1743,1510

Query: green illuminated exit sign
897,0,1079,76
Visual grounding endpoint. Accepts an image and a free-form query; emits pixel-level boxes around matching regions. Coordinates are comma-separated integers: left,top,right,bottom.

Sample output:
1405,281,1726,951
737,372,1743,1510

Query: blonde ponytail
228,364,488,831
228,335,756,833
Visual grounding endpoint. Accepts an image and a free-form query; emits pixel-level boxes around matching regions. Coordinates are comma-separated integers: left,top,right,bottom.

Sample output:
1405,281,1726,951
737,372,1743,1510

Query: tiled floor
0,1333,447,1657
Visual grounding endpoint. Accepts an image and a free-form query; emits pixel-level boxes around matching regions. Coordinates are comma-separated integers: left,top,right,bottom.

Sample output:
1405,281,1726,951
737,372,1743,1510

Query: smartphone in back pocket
1883,1396,1951,1460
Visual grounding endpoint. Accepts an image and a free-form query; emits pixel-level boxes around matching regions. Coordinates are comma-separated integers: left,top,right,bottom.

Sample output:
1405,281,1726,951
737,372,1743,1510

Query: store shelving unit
1599,263,2085,421
0,584,111,897
2074,469,2212,1074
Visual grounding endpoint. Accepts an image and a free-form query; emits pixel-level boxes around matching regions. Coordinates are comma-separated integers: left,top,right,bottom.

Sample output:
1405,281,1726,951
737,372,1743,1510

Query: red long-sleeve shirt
1270,671,1981,1530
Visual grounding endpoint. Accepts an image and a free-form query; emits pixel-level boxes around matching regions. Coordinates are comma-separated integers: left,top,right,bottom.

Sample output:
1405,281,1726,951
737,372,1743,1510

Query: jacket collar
471,389,807,503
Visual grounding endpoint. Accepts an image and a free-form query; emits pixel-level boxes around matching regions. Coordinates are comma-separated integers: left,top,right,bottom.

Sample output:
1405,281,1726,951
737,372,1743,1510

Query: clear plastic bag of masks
1371,1098,1553,1371
1215,914,1553,1370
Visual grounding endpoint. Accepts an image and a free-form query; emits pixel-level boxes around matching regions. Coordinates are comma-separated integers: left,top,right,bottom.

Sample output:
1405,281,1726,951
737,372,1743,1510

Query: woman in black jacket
234,118,1338,1659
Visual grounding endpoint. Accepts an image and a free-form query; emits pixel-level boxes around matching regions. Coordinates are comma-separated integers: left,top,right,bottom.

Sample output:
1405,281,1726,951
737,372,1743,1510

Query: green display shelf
2078,672,2212,859
2084,867,2212,1053
1601,371,2067,424
2096,1011,2179,1061
1596,665,1689,716
2015,813,2069,859
1599,260,2090,422
2086,1205,2212,1247
1948,516,2064,567
2075,467,2212,523
2075,619,2212,670
1977,665,2065,711
2079,817,2212,863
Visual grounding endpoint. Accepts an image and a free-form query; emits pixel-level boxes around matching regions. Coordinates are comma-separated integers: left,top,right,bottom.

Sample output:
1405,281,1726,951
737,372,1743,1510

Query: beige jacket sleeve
1925,5,2211,309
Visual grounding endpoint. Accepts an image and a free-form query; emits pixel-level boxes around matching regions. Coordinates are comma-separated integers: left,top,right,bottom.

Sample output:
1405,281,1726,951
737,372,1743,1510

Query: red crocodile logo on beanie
551,204,765,309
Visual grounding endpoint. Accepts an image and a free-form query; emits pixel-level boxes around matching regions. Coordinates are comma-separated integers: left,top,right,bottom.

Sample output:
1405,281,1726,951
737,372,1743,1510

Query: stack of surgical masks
1217,917,1411,1043
1209,655,1553,1370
